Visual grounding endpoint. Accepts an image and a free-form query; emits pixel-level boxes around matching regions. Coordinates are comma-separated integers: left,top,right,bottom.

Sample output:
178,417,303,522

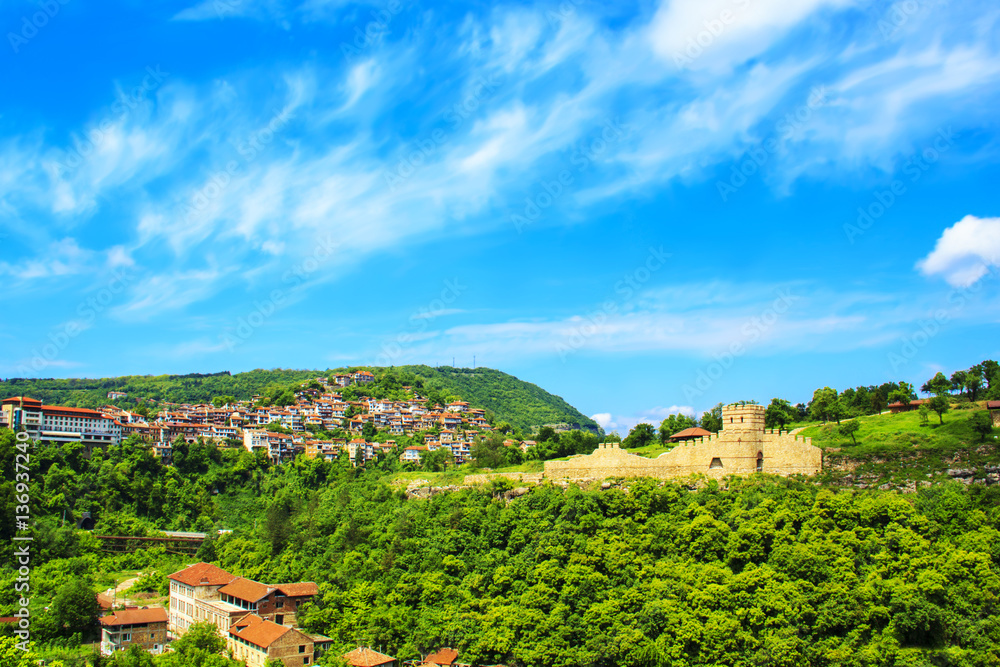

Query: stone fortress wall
543,404,822,481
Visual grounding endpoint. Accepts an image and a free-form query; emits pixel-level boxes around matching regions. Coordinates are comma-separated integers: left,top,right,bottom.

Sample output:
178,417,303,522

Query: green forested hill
0,365,597,432
396,365,597,432
4,426,999,667
0,369,318,407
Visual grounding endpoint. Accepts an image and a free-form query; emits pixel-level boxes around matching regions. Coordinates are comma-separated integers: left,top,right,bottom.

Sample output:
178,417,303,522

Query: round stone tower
721,403,766,432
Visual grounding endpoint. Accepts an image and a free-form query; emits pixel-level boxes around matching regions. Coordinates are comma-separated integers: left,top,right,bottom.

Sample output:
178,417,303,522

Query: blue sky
2,0,1000,433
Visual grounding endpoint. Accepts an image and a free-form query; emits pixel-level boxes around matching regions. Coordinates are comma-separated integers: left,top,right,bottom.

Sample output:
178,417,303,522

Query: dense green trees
970,411,993,440
922,360,999,401
764,399,797,430
622,423,656,449
4,419,1000,666
657,414,697,443
269,474,1000,666
699,404,723,433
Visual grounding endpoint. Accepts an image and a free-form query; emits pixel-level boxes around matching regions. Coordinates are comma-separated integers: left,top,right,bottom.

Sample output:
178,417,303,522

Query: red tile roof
343,647,396,667
220,577,273,602
987,401,1000,410
229,614,292,649
424,647,459,665
274,582,319,597
668,427,712,441
169,562,237,587
100,607,168,627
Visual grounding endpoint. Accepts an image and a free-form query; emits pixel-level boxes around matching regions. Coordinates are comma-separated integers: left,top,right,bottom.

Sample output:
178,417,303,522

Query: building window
299,645,306,653
709,458,723,469
756,452,763,472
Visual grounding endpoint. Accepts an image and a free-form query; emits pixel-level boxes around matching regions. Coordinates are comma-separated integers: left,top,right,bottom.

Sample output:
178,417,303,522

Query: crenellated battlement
544,402,820,481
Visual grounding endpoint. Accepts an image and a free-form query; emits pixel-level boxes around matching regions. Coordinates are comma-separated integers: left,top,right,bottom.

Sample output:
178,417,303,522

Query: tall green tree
950,370,968,396
928,395,950,424
839,419,860,445
622,423,656,449
809,387,839,422
49,579,99,640
699,403,723,432
921,372,951,396
361,421,377,440
970,410,994,441
765,399,797,430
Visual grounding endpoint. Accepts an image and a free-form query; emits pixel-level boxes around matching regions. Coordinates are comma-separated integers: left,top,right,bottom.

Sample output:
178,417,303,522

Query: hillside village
0,371,529,468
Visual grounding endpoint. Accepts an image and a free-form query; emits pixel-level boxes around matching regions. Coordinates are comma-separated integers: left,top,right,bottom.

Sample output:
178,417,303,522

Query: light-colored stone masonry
542,404,822,482
463,471,544,485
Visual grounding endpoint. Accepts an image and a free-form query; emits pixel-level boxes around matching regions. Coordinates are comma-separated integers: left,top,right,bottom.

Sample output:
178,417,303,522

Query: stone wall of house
544,404,822,481
267,628,314,666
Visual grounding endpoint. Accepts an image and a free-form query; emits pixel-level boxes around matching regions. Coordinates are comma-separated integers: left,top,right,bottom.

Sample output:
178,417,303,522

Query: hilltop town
1,371,512,468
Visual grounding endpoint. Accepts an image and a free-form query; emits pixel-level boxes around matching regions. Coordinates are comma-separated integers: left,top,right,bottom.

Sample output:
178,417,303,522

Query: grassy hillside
799,405,998,487
0,365,598,434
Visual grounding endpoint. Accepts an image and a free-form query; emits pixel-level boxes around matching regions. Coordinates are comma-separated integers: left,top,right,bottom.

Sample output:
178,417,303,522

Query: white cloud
916,215,1000,286
591,405,697,435
648,0,851,71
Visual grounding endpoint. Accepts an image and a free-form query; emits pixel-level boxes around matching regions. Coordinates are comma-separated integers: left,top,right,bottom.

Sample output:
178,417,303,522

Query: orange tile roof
220,577,273,602
42,405,105,417
424,647,459,665
100,607,168,626
274,582,319,597
343,646,396,666
2,396,42,405
169,562,237,587
229,614,292,649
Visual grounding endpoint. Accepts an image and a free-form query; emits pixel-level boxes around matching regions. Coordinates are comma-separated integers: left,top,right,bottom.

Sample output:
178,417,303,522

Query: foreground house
168,563,317,636
228,613,314,666
100,607,168,656
989,401,1000,427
